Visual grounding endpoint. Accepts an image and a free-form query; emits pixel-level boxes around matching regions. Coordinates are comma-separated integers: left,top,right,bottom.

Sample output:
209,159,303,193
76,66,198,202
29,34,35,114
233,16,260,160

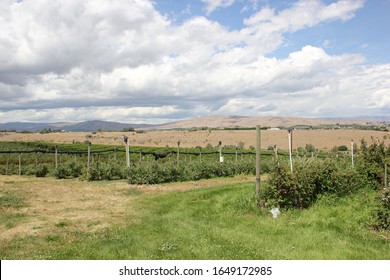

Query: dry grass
0,176,137,242
0,175,258,243
1,129,390,149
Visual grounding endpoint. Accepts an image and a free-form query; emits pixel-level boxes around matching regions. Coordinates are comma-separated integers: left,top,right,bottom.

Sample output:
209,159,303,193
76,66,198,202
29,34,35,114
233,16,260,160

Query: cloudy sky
0,0,389,124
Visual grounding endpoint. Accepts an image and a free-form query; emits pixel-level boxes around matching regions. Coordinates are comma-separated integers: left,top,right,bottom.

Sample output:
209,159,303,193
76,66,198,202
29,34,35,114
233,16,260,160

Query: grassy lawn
0,175,389,259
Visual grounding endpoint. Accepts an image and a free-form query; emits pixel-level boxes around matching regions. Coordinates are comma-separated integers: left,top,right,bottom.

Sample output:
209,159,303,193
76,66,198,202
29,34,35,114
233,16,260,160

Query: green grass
0,192,26,208
0,180,388,260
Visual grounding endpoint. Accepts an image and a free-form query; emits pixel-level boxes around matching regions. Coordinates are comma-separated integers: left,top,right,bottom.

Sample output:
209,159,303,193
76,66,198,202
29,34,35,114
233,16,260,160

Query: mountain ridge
0,116,389,132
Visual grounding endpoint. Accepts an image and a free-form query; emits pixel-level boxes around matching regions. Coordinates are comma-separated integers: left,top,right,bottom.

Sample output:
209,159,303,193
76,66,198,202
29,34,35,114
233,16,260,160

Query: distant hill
154,116,390,130
0,116,389,132
0,120,152,132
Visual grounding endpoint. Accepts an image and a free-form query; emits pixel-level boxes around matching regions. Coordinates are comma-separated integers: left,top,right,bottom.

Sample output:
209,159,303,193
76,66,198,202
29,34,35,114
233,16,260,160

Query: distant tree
122,127,135,132
305,144,316,153
237,142,245,150
338,145,349,151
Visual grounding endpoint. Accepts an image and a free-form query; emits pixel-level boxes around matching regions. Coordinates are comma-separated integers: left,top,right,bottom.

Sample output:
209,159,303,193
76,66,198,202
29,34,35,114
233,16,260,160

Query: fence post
288,129,293,173
351,140,354,168
18,153,21,176
87,141,91,173
55,145,58,169
123,136,130,168
219,141,223,163
177,141,180,161
256,125,261,207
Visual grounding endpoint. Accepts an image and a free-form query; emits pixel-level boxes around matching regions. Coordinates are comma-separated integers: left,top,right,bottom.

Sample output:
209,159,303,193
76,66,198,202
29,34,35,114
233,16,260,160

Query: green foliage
374,187,389,230
305,144,316,153
128,160,259,185
356,139,388,190
54,162,83,179
0,193,25,208
35,164,49,177
266,159,365,209
338,145,348,151
85,161,127,181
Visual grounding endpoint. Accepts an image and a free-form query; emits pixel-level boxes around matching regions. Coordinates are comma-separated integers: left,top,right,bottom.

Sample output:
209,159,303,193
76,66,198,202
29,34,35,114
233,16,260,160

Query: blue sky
156,0,390,62
0,0,389,123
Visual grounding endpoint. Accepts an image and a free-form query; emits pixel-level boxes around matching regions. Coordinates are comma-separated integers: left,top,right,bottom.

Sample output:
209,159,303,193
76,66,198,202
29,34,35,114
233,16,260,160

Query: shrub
374,187,389,230
266,159,365,209
54,162,83,179
356,139,387,190
338,145,348,151
35,164,49,177
127,160,259,185
85,161,127,181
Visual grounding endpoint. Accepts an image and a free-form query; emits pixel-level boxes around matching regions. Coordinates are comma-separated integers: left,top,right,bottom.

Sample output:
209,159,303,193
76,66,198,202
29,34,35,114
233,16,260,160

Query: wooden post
219,141,223,163
123,136,130,168
127,138,130,168
177,141,180,161
87,142,91,173
235,147,238,162
256,125,261,207
18,154,21,176
55,145,58,169
274,145,278,161
351,140,354,168
288,129,293,173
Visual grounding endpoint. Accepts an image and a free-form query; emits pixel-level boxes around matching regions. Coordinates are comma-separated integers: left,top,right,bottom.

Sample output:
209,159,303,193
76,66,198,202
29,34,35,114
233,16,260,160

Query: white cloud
0,0,388,124
0,105,180,123
243,0,365,31
202,0,236,15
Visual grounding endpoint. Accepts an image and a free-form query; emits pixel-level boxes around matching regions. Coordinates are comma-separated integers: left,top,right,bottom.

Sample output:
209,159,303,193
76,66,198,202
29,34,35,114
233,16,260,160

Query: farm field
0,175,389,260
1,129,390,150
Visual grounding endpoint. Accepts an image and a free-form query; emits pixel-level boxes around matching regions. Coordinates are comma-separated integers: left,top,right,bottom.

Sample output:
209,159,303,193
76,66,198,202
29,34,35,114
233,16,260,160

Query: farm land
1,129,390,149
0,128,389,259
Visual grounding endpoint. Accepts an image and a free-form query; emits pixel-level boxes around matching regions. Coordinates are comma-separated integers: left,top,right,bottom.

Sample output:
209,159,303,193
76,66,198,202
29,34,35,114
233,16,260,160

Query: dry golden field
1,129,390,150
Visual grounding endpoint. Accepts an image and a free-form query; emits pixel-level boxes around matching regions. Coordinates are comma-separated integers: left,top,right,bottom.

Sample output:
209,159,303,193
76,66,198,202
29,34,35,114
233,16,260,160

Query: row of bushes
128,160,261,184
3,158,275,183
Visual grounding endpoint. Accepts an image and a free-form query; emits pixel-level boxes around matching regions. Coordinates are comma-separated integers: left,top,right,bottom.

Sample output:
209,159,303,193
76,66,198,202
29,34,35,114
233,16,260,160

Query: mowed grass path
0,175,389,259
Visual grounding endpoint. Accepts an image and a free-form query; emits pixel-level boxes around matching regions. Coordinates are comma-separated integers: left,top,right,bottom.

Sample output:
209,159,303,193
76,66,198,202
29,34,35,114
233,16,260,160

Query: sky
0,0,389,124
